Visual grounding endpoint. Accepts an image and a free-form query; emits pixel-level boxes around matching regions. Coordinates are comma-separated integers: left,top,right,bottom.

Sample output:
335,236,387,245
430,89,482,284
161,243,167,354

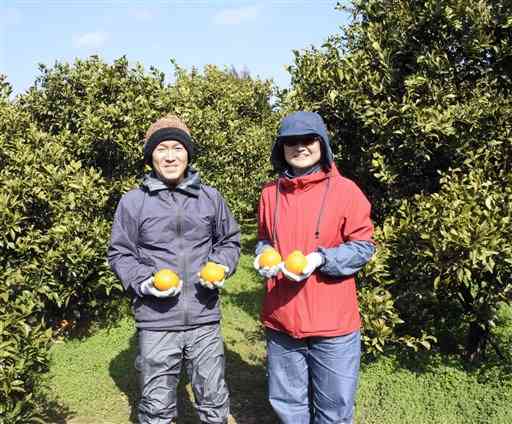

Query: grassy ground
44,253,512,423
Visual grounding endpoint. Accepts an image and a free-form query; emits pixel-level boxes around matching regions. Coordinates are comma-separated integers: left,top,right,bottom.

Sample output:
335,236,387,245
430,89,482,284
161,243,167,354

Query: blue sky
0,1,349,95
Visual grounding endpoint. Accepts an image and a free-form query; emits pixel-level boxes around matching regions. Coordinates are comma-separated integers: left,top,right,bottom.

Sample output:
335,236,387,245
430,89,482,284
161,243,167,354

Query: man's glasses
282,136,319,147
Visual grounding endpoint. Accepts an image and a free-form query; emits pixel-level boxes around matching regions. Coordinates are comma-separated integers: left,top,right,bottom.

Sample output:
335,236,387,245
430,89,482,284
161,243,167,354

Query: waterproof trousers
266,328,360,424
136,323,229,424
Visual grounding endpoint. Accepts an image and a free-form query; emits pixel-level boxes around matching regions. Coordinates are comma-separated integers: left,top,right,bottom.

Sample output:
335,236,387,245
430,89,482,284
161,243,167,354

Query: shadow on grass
39,392,75,424
224,283,264,323
108,331,138,423
240,225,258,256
108,329,277,424
53,296,133,342
225,346,278,424
108,331,197,423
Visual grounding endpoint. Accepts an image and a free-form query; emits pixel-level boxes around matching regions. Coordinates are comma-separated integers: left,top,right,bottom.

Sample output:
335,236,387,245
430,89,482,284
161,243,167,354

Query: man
108,114,240,424
254,111,375,423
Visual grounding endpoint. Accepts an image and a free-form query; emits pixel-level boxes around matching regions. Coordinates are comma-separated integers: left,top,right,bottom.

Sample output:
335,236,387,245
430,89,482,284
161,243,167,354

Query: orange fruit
200,262,225,282
259,248,282,268
284,250,307,274
153,269,180,291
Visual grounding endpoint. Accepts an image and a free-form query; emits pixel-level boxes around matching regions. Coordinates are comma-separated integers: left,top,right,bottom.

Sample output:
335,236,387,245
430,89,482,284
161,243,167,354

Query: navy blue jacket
108,169,241,330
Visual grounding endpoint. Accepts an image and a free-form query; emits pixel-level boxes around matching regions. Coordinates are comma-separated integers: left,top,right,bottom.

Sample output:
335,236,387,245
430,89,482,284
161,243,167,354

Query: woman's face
283,136,322,173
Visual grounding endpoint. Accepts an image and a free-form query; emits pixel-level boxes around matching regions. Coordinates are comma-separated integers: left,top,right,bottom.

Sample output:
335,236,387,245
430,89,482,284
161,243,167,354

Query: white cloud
72,31,109,49
213,5,261,26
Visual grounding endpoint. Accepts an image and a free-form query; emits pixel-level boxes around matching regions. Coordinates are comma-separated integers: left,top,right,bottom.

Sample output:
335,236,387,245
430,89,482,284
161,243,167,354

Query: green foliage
18,56,168,181
285,0,512,218
167,63,280,220
285,0,512,356
18,56,279,221
386,150,512,357
0,300,52,424
0,87,119,422
0,99,117,323
358,227,436,355
1,56,279,421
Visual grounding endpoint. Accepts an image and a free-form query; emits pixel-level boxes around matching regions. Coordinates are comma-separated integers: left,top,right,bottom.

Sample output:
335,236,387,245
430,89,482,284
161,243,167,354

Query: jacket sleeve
207,192,241,277
107,195,156,296
318,183,375,277
318,240,375,277
255,240,272,256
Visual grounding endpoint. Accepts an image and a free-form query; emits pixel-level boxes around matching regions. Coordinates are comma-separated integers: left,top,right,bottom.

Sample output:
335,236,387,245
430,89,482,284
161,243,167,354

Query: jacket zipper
173,193,188,326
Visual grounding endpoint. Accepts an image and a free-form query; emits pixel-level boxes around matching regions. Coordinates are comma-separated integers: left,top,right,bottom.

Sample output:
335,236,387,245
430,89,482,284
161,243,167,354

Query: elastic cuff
316,247,327,267
255,240,272,256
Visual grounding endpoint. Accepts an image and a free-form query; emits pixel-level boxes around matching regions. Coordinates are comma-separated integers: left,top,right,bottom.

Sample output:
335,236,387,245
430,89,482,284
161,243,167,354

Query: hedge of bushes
1,1,511,420
0,61,279,421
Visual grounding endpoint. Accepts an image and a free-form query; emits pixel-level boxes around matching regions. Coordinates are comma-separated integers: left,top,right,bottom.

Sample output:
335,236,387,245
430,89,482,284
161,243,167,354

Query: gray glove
140,277,182,298
253,253,281,278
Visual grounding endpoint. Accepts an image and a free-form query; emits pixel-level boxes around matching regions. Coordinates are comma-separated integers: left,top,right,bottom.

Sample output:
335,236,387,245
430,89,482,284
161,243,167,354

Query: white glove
253,254,281,279
281,252,324,282
140,277,183,298
302,252,324,276
280,264,307,282
198,264,229,289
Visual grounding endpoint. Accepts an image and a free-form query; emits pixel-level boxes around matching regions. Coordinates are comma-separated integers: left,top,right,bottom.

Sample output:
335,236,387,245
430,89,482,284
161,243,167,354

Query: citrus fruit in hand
200,262,225,282
153,269,180,291
259,248,282,268
284,250,307,274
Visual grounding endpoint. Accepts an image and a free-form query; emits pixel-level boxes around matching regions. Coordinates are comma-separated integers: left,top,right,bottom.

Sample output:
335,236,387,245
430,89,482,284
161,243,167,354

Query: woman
254,111,375,424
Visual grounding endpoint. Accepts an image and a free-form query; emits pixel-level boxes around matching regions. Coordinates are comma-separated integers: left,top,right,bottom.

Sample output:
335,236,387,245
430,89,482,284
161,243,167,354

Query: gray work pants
135,323,229,424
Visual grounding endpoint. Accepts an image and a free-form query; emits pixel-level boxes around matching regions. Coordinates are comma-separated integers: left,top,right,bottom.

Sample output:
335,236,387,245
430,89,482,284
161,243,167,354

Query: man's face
152,140,188,186
283,136,322,173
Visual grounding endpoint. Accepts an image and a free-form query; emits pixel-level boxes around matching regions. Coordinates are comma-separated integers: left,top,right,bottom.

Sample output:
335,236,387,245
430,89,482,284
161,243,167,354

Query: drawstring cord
271,178,281,246
314,176,331,239
272,174,332,243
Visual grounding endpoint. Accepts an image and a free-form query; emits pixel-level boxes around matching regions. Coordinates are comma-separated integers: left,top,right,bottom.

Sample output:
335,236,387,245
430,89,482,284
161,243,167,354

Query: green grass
357,354,512,424
44,253,512,423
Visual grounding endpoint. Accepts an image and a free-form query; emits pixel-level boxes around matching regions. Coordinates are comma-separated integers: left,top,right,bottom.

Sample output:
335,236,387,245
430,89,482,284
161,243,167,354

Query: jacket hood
271,111,334,173
142,166,201,197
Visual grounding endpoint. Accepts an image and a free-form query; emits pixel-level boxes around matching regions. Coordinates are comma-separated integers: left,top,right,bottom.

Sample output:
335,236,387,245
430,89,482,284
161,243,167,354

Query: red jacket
257,165,374,338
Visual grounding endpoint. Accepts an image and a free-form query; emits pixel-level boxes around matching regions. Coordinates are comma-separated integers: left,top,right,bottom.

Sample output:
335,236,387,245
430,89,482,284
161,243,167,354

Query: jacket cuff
130,266,156,297
255,240,272,256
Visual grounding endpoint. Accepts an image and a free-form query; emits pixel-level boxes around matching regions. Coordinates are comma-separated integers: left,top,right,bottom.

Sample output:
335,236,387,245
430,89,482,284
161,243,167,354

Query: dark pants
135,323,229,424
266,329,360,424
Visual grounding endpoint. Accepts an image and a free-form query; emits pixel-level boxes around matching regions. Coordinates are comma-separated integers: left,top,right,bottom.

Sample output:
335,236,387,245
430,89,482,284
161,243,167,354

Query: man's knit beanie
143,114,194,165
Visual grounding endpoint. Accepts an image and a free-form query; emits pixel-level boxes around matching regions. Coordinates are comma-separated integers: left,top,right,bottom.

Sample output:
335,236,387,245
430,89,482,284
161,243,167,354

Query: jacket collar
142,167,201,197
279,163,338,191
282,163,322,179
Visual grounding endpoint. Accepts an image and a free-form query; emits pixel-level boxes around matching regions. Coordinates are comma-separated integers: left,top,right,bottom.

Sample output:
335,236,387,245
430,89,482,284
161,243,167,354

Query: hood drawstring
314,176,331,239
272,174,332,243
272,179,281,246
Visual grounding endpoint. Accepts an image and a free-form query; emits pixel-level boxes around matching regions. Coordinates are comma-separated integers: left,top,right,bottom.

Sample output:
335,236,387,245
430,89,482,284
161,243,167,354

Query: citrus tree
19,56,279,221
12,53,279,329
284,0,512,358
2,57,279,421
